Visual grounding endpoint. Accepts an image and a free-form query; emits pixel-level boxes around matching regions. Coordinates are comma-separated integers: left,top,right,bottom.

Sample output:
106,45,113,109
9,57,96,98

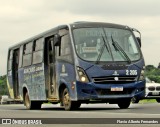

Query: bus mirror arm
54,34,61,46
132,28,141,48
136,37,141,47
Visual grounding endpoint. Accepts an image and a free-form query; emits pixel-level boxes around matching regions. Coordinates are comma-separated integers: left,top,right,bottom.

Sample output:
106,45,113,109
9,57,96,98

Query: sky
0,0,160,75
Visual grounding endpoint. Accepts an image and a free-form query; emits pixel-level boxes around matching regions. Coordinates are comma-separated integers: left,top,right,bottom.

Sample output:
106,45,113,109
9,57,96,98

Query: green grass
139,99,156,104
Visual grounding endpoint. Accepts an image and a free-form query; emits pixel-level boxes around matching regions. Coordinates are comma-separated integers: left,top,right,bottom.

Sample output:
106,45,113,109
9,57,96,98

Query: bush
0,75,8,95
145,65,160,83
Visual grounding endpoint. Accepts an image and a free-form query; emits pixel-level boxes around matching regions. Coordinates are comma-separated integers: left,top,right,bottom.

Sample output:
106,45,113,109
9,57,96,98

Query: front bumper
145,88,160,99
76,80,145,101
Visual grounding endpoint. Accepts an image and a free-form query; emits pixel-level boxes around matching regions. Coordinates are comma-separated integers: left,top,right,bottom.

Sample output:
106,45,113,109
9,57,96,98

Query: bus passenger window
60,35,70,55
18,46,23,68
25,42,33,54
23,45,26,55
35,38,44,51
8,59,12,71
8,50,13,71
59,34,72,62
49,41,53,63
55,46,60,57
23,42,33,67
32,38,44,64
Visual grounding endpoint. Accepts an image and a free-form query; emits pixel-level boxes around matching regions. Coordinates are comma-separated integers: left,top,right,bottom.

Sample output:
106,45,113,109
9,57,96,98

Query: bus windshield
73,28,141,63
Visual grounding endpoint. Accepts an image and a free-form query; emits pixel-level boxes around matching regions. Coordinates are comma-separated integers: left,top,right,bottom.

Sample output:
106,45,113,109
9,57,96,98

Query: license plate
111,86,123,91
152,92,159,95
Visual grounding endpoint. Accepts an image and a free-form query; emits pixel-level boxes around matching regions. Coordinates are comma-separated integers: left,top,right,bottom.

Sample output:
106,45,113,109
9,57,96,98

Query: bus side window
8,50,13,71
49,41,53,63
59,34,73,62
32,38,44,64
23,42,33,67
55,46,60,58
18,46,23,68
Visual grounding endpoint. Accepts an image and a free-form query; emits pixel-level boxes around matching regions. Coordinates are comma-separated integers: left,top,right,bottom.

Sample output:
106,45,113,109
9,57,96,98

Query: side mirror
136,37,141,47
54,34,61,46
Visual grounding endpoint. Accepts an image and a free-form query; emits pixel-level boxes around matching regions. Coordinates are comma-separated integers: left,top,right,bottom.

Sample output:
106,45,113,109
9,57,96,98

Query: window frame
22,42,33,67
58,33,73,63
8,50,13,71
32,38,44,65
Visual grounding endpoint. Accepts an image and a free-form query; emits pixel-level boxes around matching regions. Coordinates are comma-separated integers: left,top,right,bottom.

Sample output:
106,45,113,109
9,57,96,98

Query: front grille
148,92,160,96
92,76,137,84
148,86,155,91
156,86,160,91
96,88,134,95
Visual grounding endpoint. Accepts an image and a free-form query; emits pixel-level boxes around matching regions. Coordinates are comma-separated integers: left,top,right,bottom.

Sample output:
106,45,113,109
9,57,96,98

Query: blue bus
7,22,145,110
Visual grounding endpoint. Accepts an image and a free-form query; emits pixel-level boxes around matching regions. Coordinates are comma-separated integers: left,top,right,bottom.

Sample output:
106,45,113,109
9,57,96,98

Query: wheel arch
22,84,29,101
58,83,68,100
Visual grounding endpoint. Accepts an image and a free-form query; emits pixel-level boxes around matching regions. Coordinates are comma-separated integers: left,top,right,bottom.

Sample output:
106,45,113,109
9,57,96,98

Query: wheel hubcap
63,93,70,106
25,94,30,108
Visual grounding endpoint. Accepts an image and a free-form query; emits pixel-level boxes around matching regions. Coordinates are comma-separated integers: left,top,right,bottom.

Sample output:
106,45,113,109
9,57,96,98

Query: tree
145,65,160,83
157,63,160,69
0,75,8,95
145,65,156,71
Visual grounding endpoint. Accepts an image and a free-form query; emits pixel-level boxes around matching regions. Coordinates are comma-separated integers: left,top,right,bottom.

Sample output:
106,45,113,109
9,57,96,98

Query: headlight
81,77,86,82
77,67,89,83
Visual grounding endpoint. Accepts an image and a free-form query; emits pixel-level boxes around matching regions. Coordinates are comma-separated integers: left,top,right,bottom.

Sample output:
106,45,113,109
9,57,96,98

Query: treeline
0,75,8,95
145,65,160,83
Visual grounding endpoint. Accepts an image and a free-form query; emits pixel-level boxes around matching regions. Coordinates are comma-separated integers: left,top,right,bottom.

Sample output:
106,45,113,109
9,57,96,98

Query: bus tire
74,101,81,109
118,99,131,109
24,92,42,110
62,88,81,111
156,98,160,103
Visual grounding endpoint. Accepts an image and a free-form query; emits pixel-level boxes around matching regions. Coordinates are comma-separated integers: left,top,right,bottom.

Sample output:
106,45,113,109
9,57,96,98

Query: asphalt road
0,103,160,127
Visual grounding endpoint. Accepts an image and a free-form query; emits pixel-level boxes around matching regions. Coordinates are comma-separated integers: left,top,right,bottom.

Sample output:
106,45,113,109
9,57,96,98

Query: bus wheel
156,98,160,103
118,99,131,109
62,88,81,111
24,92,41,110
74,101,81,109
24,92,31,109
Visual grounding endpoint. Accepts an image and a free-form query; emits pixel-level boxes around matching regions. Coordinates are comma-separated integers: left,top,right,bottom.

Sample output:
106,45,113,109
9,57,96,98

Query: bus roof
70,21,129,29
8,26,59,50
8,21,129,50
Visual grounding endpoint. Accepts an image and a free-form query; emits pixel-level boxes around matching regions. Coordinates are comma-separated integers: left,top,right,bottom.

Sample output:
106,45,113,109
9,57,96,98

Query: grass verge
139,99,156,104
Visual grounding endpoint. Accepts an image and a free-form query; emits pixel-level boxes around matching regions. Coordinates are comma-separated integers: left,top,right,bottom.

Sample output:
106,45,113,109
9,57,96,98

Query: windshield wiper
96,33,110,64
96,44,105,64
111,35,131,64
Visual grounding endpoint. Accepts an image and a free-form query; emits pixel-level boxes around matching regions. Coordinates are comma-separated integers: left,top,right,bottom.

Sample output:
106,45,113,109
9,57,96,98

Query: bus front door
12,49,20,99
47,38,57,98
